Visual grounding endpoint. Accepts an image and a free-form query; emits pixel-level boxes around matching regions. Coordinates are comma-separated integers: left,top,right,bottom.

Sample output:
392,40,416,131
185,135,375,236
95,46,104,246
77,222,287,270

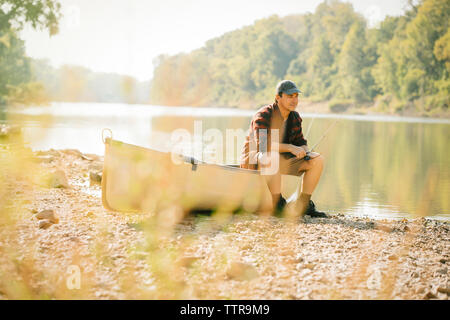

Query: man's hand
306,151,320,159
289,146,321,160
290,145,307,159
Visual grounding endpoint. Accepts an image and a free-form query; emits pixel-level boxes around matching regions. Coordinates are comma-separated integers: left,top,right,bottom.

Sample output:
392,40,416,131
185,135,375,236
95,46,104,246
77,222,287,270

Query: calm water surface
5,102,450,220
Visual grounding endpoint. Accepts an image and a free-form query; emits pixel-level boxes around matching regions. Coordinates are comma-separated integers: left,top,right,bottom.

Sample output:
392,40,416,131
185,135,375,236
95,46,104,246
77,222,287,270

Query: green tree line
151,0,449,116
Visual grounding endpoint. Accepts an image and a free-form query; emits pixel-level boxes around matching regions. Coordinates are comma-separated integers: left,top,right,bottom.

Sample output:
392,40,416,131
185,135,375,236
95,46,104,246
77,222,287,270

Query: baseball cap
276,80,302,95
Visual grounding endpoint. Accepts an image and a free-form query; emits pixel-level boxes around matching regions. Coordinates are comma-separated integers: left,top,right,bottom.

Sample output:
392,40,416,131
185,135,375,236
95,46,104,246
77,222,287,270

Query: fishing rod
303,119,338,160
304,117,314,140
284,118,338,205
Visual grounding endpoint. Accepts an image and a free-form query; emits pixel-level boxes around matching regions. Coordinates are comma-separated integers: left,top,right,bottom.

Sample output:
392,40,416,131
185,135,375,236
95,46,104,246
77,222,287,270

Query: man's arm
278,143,308,157
258,143,318,165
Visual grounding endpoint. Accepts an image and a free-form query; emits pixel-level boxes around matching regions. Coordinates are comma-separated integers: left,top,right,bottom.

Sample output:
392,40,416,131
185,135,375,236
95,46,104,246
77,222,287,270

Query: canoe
101,137,299,215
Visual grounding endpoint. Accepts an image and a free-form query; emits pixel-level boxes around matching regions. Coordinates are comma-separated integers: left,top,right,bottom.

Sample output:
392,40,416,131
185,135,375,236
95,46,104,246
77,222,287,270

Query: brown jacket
240,102,307,170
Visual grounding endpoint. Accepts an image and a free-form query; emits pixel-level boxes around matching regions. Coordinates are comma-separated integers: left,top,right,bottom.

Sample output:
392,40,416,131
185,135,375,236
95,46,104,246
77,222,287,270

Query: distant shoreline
4,101,450,122
296,101,450,120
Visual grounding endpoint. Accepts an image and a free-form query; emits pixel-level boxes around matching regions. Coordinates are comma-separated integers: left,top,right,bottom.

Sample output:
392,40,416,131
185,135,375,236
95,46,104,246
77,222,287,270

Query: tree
308,35,334,98
433,28,450,72
0,0,61,34
150,0,448,115
336,20,370,102
373,0,449,107
0,31,32,104
0,0,61,105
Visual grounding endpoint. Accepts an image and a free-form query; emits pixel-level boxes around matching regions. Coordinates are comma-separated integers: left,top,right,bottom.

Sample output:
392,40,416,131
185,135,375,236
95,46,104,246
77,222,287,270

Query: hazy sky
20,0,408,81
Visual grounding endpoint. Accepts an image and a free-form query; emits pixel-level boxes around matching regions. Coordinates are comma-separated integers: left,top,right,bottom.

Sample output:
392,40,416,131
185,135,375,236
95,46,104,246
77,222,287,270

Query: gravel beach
0,149,448,300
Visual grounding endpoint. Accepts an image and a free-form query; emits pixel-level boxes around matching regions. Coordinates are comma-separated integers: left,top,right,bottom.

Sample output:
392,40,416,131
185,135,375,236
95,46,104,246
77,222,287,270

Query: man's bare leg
260,154,324,215
259,152,284,211
296,155,324,215
265,172,281,194
264,172,283,211
301,155,324,194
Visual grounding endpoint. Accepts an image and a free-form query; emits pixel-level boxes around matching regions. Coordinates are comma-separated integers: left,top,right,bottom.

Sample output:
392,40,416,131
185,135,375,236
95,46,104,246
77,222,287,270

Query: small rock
296,262,315,271
388,254,398,261
299,268,312,277
89,171,102,184
436,267,448,275
34,155,55,163
38,219,53,229
375,223,393,233
280,249,294,256
437,286,450,295
86,211,95,218
81,154,93,161
415,287,426,294
439,258,447,264
304,263,315,270
411,272,419,278
36,210,59,224
319,275,328,283
226,262,259,281
423,291,437,299
240,244,253,250
178,256,202,268
46,169,69,188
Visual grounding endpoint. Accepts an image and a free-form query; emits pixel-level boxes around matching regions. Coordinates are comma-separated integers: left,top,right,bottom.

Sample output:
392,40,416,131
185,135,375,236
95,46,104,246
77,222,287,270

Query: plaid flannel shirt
240,102,307,170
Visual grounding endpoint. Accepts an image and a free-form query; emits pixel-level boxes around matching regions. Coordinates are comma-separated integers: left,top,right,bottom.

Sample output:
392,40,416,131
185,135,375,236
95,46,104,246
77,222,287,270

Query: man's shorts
280,152,308,176
258,152,307,177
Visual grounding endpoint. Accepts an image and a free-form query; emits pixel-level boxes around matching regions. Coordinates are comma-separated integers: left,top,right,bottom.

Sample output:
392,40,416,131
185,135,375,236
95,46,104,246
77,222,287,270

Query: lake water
4,102,450,221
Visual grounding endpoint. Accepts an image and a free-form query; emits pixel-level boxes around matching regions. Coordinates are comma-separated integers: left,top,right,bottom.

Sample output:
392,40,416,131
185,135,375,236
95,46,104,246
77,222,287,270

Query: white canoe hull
102,139,298,215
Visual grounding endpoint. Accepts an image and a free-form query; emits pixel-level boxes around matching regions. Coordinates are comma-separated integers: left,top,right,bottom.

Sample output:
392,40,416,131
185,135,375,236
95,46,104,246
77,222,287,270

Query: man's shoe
304,200,328,218
273,196,287,217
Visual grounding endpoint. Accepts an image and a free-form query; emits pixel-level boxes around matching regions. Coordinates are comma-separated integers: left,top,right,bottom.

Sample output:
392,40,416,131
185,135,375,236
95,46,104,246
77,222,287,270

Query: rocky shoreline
0,148,448,300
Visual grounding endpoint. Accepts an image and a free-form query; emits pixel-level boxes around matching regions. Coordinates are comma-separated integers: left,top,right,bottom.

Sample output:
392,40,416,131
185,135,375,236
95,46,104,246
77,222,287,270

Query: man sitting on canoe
240,80,327,218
